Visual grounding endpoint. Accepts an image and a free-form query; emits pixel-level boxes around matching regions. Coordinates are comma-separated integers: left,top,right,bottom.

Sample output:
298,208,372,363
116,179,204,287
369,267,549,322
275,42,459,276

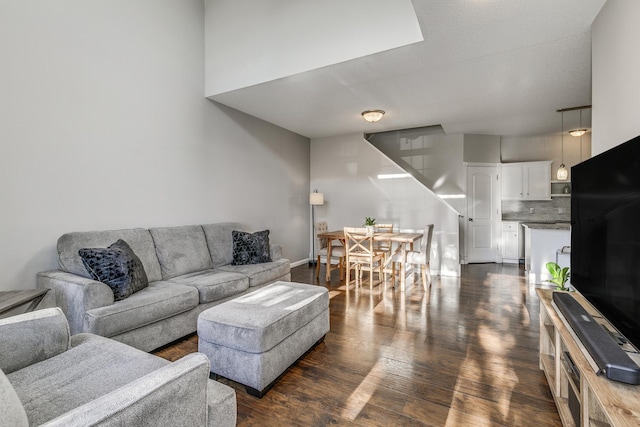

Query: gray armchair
0,308,236,427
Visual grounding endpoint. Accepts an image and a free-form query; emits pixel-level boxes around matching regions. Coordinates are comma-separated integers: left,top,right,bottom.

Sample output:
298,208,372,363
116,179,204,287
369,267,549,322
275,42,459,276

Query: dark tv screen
571,135,640,351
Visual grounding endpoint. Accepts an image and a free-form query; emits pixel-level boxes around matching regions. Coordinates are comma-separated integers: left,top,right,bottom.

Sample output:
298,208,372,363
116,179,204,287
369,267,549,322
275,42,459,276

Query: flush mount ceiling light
361,110,385,123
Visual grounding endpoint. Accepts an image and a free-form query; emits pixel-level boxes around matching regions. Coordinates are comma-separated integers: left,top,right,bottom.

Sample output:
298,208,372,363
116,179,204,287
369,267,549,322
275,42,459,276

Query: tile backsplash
502,197,570,222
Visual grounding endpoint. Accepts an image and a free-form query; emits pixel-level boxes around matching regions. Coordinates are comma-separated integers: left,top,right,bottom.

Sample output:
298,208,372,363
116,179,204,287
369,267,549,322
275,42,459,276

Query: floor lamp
309,190,324,265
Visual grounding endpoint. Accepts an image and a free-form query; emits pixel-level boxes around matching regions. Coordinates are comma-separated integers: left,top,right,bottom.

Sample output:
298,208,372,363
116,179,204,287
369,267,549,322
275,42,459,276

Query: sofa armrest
37,270,114,335
270,244,283,261
0,308,70,374
40,353,212,427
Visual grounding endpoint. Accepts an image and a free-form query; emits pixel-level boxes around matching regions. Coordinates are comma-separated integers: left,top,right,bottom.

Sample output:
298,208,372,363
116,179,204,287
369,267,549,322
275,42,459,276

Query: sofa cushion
8,333,168,426
218,258,290,287
58,228,163,282
84,282,199,337
0,368,28,427
202,222,245,268
231,230,272,265
168,270,249,304
149,225,214,279
79,239,149,301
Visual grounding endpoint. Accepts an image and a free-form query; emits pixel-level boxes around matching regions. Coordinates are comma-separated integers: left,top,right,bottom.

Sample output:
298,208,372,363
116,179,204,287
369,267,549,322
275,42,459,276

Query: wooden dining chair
344,227,385,289
373,223,394,257
390,224,434,291
315,221,345,281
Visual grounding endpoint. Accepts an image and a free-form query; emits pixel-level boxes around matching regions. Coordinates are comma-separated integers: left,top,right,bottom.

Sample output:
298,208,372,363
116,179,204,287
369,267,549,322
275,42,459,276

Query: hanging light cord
561,111,564,165
579,109,583,162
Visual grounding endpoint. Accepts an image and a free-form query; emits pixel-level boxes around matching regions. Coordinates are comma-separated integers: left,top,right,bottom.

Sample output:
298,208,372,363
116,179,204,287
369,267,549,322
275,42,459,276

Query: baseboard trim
290,259,310,268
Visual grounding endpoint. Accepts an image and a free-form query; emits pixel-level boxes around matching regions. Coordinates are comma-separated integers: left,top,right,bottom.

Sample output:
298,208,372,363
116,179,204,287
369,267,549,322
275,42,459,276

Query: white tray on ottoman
197,281,330,397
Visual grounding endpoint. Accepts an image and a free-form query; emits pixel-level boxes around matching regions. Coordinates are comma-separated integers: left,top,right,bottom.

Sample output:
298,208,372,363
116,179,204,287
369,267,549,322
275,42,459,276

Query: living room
2,0,637,294
1,1,640,426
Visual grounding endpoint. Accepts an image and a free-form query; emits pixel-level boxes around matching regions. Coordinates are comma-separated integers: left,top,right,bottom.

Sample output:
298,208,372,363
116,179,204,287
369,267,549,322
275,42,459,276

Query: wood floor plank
153,263,561,426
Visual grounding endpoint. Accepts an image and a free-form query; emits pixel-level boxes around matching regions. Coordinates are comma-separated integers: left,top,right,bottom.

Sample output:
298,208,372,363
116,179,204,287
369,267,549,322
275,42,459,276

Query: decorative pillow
78,239,149,301
231,230,272,265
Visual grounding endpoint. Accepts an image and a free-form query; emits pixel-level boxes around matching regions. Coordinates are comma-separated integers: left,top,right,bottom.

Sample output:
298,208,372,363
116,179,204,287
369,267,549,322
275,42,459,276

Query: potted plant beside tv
364,217,376,236
545,262,570,291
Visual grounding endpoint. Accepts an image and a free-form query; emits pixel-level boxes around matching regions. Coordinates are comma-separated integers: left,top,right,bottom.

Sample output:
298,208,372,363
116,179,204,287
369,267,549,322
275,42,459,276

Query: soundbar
552,292,640,385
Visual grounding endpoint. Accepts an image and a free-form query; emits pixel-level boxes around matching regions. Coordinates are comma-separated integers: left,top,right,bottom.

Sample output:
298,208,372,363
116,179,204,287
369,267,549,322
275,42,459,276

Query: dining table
316,229,423,292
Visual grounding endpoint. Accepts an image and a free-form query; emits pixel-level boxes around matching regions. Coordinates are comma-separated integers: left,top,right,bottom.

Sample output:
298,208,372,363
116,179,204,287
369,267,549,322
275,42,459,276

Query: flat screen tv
571,134,640,351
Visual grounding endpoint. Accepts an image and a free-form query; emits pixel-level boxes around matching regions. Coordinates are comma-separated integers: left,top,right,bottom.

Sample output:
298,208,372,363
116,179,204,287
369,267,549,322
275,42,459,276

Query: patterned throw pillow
231,230,272,265
78,239,149,301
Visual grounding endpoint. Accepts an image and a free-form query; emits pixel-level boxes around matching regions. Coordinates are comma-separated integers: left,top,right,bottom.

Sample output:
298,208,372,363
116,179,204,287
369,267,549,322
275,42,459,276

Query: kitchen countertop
521,222,571,230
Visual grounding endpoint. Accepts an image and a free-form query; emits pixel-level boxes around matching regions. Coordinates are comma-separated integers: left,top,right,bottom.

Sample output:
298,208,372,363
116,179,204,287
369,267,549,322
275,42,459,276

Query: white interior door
466,165,500,263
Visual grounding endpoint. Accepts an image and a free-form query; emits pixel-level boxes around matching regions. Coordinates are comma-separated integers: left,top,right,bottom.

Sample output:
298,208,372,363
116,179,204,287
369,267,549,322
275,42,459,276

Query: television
571,134,640,351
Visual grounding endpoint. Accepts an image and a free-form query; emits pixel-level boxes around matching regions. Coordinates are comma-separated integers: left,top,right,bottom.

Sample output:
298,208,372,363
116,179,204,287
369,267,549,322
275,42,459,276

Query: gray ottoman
197,281,330,397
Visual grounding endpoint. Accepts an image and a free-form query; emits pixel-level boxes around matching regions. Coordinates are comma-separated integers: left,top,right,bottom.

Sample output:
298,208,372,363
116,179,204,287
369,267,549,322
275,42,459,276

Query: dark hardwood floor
153,263,561,426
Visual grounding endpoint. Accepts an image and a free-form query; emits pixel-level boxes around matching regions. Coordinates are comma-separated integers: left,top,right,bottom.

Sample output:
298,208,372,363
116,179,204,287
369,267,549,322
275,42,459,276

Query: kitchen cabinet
501,221,522,263
501,161,551,200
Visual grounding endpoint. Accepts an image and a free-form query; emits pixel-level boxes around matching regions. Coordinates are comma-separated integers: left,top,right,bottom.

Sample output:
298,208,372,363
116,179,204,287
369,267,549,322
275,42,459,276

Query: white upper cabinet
501,163,524,199
501,161,551,200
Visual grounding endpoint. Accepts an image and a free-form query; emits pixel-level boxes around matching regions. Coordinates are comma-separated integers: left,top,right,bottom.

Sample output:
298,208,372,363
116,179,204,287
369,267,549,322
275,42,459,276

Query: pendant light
569,129,587,137
557,110,568,180
569,108,588,137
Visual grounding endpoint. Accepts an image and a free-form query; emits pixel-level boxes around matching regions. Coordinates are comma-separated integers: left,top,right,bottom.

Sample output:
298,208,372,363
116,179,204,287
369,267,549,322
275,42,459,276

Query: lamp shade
309,192,324,205
557,164,568,181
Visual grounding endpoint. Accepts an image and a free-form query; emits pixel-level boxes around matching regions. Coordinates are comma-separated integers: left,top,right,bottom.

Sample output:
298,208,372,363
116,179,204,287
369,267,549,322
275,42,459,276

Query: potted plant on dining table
364,217,376,236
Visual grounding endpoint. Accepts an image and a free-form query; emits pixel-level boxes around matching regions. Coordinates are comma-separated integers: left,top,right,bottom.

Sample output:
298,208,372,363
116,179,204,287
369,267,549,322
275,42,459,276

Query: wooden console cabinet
537,289,640,426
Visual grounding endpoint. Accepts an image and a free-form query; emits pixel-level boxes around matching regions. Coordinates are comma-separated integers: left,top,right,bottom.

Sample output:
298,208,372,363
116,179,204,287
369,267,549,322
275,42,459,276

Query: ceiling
210,0,606,140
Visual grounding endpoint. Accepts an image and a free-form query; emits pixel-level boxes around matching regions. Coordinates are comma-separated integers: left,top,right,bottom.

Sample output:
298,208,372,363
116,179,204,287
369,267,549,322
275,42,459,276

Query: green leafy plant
545,262,570,291
364,217,376,226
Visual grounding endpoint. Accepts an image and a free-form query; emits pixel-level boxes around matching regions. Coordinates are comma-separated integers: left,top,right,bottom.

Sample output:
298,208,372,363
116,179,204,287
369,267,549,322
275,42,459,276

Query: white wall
0,0,310,292
204,0,422,96
310,134,461,277
592,0,640,155
463,134,501,163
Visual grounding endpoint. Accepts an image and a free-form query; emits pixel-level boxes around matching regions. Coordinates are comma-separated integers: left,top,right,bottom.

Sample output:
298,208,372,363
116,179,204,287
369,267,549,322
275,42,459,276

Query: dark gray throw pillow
231,230,272,265
78,239,149,301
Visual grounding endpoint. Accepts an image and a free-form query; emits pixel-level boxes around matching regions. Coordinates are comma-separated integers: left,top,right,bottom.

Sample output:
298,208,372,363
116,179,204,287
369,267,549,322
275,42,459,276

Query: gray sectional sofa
0,308,236,427
37,222,291,352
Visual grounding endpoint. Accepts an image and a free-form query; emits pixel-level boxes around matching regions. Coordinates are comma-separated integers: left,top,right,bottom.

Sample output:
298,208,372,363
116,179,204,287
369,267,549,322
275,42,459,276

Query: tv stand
537,289,640,426
552,292,640,385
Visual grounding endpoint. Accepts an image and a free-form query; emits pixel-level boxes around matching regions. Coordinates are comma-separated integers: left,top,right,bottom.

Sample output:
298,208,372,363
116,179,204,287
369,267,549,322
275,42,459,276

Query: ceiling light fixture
556,105,591,180
558,104,591,138
361,110,385,123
